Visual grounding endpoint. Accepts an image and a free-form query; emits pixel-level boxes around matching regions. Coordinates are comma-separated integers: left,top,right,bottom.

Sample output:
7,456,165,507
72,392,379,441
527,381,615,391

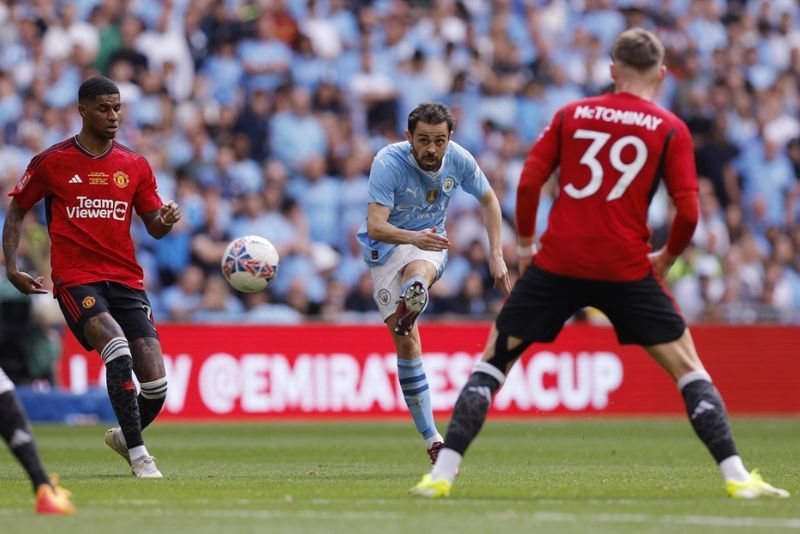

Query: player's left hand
159,200,181,226
489,255,511,296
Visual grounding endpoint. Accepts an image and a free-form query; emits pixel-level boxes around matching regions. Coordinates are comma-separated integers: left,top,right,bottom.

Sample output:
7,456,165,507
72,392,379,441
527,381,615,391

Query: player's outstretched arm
478,190,510,295
142,200,181,239
2,199,47,295
366,202,449,251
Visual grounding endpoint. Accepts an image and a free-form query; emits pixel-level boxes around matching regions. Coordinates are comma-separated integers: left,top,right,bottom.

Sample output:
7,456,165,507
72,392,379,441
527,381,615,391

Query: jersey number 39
565,129,648,201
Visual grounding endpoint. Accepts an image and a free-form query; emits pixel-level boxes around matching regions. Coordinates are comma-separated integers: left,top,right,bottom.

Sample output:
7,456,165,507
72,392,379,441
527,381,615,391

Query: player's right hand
414,228,450,251
7,270,48,295
648,247,677,280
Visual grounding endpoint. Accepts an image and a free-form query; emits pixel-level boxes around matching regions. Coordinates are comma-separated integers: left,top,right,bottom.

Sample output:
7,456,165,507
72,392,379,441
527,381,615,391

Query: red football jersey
522,92,698,281
10,137,164,291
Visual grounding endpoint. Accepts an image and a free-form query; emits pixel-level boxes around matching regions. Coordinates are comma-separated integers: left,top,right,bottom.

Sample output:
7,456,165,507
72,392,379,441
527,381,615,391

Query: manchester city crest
443,176,455,193
377,288,392,306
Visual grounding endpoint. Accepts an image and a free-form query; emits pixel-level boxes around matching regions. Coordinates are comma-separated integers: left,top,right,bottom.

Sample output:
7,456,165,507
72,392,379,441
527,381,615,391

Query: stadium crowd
0,0,799,329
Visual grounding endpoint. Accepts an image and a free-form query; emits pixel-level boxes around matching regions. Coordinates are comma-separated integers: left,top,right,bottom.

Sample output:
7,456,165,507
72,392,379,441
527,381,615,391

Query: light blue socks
397,357,438,441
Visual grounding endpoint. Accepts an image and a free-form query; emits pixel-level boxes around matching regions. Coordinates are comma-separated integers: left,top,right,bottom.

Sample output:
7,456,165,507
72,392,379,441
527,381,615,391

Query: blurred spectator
0,277,62,386
694,115,740,207
238,13,292,95
160,264,205,321
234,88,271,162
191,185,233,276
194,275,244,323
289,154,341,248
201,39,244,107
0,0,797,325
269,86,327,171
736,138,795,234
242,291,301,324
693,178,731,257
107,15,149,81
344,272,376,313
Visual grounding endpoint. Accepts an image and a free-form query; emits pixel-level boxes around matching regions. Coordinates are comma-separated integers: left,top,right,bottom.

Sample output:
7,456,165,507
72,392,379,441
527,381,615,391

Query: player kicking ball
4,76,180,478
410,29,788,500
0,367,75,514
357,102,510,465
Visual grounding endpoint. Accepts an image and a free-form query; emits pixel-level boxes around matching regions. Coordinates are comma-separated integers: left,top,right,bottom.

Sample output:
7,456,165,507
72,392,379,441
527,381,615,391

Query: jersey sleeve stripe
646,129,675,203
27,139,72,174
554,110,565,165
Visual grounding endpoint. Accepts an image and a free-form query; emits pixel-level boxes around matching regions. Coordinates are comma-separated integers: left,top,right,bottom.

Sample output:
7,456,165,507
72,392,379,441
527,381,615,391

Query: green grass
1,419,799,533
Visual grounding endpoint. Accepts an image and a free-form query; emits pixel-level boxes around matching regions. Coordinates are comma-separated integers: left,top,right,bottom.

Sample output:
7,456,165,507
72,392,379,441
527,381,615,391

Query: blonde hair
612,28,664,73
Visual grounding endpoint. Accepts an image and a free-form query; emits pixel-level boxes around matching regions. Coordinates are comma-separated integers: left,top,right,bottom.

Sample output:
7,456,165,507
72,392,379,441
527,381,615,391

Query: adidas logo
9,428,32,448
68,174,82,184
691,399,716,420
467,385,493,403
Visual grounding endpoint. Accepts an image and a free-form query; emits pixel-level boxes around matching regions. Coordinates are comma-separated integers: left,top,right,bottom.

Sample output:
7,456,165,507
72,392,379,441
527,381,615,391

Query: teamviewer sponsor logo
66,196,129,221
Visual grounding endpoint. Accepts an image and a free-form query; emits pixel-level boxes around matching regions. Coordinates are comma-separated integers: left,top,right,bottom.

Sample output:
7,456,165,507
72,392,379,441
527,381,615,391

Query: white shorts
0,366,14,394
370,244,448,321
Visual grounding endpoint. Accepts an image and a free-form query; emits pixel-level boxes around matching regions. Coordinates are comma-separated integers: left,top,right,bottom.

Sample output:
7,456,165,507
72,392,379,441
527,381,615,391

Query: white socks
128,445,150,463
430,448,462,485
719,455,749,483
425,434,444,450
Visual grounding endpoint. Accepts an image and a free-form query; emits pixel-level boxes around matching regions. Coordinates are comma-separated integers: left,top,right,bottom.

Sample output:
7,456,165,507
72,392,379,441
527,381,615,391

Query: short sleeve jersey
528,92,698,281
9,137,164,291
356,140,490,265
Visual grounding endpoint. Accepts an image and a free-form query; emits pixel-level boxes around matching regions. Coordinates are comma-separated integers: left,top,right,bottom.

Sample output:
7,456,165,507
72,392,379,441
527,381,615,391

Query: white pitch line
671,515,800,529
496,511,800,529
45,505,800,528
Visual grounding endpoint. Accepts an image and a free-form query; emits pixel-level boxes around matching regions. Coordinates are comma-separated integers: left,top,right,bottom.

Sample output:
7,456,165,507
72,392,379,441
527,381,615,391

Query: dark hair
78,75,119,103
612,28,664,72
407,102,455,134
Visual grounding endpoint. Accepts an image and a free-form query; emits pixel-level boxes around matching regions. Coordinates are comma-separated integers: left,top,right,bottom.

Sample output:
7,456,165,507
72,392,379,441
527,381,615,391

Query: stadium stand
0,0,798,331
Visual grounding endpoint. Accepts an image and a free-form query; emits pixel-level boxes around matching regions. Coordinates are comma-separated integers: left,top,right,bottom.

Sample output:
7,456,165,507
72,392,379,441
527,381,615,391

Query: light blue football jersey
356,140,490,266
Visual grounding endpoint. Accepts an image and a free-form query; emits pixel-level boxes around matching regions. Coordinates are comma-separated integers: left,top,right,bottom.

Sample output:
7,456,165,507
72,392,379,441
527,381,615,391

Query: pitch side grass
1,419,798,533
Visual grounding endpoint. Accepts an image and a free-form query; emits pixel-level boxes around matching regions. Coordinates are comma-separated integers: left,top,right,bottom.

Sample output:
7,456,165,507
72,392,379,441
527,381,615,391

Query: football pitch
1,419,798,533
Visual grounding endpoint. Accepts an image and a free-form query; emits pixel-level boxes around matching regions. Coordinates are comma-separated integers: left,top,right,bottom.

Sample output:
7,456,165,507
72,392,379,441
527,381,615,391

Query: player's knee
485,332,530,374
139,376,168,400
85,313,126,349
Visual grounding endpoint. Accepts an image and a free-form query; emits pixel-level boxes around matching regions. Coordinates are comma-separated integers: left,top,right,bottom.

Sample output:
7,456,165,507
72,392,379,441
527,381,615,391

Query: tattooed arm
2,199,47,294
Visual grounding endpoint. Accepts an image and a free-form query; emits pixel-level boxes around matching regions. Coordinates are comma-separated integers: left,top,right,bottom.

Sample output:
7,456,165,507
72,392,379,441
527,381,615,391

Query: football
221,235,280,292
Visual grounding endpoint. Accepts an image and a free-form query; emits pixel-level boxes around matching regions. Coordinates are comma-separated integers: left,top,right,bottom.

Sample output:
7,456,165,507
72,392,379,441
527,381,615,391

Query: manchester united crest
113,171,129,188
82,296,96,309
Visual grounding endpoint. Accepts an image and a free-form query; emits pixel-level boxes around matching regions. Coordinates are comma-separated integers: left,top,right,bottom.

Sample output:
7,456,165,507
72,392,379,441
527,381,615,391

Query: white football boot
131,455,163,479
104,427,131,465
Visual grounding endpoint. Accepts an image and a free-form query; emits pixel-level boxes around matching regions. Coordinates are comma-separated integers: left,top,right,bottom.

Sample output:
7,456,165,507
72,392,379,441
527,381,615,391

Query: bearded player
357,102,510,465
3,76,181,478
